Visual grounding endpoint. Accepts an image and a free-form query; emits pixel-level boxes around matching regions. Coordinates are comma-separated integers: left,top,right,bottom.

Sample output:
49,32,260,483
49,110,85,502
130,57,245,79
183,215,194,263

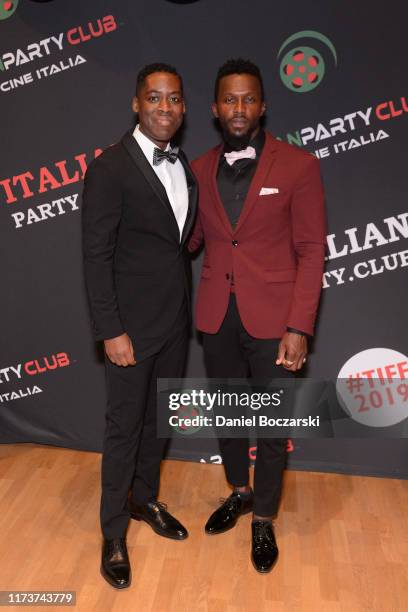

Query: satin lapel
121,131,179,236
178,150,198,245
234,133,279,234
209,145,234,236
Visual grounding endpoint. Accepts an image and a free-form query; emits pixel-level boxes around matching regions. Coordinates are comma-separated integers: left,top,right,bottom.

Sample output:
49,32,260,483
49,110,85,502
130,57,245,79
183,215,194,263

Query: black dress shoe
205,490,254,535
101,537,131,589
130,501,188,540
251,521,279,573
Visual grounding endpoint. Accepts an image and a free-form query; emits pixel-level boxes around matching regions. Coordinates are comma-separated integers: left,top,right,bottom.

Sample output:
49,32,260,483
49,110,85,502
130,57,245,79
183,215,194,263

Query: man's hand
276,332,307,372
104,333,136,367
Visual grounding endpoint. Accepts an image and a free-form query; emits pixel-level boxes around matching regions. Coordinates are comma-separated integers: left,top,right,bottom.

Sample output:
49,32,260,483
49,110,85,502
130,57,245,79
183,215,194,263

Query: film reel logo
170,390,206,436
278,30,337,93
0,0,19,20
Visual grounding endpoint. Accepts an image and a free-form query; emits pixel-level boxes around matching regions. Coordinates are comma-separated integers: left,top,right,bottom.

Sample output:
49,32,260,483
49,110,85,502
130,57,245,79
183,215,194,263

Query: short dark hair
214,58,264,101
135,62,183,96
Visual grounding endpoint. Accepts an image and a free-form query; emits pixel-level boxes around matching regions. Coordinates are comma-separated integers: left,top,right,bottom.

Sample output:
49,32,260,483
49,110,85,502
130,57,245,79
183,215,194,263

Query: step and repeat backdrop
1,0,407,477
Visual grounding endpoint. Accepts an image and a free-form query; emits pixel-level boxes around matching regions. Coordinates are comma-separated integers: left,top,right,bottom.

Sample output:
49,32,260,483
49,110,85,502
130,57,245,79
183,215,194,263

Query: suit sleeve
286,156,327,336
81,158,125,341
188,210,204,253
187,159,204,253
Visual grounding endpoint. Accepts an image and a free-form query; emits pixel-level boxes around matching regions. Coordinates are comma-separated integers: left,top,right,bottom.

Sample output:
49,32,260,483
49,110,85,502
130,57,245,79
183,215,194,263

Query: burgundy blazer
188,131,327,338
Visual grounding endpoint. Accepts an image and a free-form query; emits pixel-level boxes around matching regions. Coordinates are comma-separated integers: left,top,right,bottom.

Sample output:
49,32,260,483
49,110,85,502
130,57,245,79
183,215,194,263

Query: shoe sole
130,513,188,540
205,507,253,535
100,566,131,589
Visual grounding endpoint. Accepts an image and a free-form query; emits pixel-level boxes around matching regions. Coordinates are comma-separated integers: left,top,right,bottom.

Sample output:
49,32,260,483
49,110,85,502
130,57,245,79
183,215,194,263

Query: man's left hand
276,332,308,371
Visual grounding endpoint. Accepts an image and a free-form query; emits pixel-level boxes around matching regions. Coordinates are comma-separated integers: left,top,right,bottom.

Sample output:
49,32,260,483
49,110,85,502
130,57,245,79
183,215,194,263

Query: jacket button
226,273,230,280
232,240,238,247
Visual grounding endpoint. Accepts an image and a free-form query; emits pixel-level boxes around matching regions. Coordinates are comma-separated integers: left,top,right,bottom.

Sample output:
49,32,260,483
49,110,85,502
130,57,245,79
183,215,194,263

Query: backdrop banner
1,0,407,478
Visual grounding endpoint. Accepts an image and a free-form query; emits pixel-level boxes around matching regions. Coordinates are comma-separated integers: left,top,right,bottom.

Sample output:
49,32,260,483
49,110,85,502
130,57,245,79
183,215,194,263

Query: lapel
209,131,280,235
121,131,180,241
235,131,279,233
178,149,198,245
209,144,234,235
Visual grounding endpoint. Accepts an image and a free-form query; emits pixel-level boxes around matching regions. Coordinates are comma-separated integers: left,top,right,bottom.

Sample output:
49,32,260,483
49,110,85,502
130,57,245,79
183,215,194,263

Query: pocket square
259,187,279,195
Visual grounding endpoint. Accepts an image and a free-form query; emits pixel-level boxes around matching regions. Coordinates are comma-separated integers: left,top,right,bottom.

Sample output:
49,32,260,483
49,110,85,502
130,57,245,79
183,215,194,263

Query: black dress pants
202,294,292,516
101,306,188,539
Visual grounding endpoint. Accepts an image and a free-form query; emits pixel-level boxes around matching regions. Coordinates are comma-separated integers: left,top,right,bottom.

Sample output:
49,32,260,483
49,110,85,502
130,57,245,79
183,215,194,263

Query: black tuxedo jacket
81,130,198,360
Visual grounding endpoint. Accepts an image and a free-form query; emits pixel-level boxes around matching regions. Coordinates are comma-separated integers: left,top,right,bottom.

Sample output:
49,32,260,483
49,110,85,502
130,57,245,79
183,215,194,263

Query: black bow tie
153,147,179,166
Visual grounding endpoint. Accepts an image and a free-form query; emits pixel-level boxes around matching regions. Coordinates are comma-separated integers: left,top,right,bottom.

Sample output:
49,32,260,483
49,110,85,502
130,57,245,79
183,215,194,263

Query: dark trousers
101,306,188,539
202,294,292,516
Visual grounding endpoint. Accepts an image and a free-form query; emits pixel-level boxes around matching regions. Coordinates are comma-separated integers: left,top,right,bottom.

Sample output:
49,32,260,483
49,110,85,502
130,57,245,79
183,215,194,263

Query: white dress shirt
133,124,189,241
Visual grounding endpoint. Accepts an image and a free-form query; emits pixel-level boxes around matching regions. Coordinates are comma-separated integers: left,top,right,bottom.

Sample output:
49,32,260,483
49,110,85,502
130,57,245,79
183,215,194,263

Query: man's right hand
104,333,136,367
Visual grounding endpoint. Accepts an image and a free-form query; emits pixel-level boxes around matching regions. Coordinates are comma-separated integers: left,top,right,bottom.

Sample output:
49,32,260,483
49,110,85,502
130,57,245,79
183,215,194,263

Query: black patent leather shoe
251,521,279,573
101,537,131,589
130,501,188,540
205,489,254,535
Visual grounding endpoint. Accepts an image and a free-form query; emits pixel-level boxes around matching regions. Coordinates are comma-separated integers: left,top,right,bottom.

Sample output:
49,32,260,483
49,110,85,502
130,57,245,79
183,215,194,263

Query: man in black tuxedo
82,63,197,589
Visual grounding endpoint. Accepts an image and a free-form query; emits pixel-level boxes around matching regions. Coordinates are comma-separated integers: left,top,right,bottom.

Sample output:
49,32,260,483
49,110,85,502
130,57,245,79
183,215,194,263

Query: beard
222,129,252,152
220,118,259,151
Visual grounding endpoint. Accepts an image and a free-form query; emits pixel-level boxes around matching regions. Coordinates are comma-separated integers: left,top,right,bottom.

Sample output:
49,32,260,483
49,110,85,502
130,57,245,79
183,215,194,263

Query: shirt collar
250,129,265,157
133,124,170,164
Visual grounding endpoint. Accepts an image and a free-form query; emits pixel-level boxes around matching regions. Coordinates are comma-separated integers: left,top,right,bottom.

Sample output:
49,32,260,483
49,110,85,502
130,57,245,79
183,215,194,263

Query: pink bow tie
224,146,256,165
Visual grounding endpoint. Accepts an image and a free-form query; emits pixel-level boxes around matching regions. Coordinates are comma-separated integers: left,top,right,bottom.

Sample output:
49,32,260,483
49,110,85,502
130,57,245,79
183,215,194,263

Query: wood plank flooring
0,444,407,611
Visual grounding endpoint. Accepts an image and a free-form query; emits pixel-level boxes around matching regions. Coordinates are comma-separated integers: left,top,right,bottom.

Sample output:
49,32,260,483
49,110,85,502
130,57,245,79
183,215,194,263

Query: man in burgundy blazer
189,59,326,573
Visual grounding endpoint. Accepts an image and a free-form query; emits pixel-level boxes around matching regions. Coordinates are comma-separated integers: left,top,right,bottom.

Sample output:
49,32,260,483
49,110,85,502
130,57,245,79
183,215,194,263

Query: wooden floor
0,445,407,612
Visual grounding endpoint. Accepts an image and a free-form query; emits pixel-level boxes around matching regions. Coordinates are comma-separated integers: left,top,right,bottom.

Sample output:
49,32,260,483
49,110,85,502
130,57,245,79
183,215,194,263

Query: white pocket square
259,187,279,195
